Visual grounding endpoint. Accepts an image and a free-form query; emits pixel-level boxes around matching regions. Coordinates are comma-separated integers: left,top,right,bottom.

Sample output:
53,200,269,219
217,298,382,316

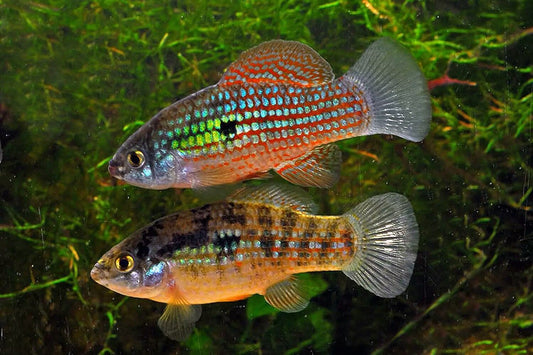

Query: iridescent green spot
188,136,195,146
205,132,212,144
212,130,220,142
191,124,198,134
199,121,206,132
207,120,214,131
171,140,179,149
196,135,204,146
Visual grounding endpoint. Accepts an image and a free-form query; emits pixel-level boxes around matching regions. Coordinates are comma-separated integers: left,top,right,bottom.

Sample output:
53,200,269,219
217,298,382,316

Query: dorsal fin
219,40,334,87
228,183,319,214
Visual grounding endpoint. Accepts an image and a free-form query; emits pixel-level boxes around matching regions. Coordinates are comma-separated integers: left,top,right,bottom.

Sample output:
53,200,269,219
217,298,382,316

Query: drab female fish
108,38,431,189
91,185,419,340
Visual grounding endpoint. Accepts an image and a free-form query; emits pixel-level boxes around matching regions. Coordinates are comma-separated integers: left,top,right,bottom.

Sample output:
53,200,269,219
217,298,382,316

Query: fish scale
108,38,431,189
153,80,367,171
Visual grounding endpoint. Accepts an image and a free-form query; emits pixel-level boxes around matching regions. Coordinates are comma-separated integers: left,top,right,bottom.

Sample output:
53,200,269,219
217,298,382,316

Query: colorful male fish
91,185,419,340
108,38,431,189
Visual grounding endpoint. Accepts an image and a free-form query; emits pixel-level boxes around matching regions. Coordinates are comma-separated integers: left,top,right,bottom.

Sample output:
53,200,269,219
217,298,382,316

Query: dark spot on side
220,120,237,137
136,219,167,259
279,209,297,252
280,209,297,228
258,206,273,227
152,220,166,230
213,230,240,259
303,219,317,239
326,221,338,240
301,240,309,249
221,202,246,225
193,204,212,229
260,229,273,257
342,231,353,250
136,243,150,259
321,241,330,250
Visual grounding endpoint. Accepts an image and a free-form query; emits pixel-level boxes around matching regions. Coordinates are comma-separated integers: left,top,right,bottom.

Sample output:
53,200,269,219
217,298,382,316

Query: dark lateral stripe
156,228,210,257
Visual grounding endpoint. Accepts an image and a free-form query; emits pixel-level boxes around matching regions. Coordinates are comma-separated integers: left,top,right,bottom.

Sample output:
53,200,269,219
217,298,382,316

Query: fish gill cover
0,0,531,354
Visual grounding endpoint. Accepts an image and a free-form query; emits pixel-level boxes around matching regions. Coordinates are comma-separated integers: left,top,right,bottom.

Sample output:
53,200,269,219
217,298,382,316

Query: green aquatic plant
0,0,531,353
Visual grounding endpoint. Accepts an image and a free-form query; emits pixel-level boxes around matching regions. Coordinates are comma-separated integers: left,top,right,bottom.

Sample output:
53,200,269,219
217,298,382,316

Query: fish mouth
90,260,106,283
108,158,123,178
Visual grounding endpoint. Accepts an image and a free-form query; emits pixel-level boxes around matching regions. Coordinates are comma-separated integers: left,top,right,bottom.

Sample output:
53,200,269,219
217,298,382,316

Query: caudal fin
346,38,431,142
342,193,419,298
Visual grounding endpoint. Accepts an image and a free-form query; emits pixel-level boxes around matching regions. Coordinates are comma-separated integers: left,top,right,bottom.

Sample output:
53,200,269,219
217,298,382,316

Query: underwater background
0,0,531,353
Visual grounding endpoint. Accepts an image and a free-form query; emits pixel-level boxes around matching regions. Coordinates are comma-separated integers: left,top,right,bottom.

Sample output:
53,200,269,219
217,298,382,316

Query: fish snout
108,158,122,177
90,260,106,283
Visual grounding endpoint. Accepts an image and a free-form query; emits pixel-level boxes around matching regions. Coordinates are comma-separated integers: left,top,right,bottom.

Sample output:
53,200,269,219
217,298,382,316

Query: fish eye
115,253,135,273
127,150,145,168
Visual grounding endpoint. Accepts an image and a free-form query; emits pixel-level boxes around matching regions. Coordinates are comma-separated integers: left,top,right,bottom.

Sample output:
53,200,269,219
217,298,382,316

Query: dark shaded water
0,1,531,353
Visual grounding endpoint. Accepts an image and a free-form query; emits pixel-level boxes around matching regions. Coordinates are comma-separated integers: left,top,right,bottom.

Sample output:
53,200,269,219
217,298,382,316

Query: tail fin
345,38,431,142
342,193,419,298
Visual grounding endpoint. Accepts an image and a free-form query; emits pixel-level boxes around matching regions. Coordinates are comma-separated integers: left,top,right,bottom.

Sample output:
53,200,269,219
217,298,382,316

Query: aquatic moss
0,0,531,353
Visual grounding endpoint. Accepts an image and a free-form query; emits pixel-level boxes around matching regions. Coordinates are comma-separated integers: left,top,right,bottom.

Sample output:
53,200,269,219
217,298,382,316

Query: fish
108,38,431,189
91,184,419,340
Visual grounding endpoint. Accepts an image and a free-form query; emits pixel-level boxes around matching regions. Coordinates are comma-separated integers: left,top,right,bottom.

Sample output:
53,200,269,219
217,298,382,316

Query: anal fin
264,275,309,313
275,144,342,188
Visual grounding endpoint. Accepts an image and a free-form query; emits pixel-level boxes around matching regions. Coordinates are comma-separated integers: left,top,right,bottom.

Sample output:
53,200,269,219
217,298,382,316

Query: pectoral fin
157,304,202,341
275,144,342,188
264,275,310,313
190,166,271,188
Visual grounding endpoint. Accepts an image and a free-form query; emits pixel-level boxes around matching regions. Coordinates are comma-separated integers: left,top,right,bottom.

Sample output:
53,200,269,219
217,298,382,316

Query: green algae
0,0,531,353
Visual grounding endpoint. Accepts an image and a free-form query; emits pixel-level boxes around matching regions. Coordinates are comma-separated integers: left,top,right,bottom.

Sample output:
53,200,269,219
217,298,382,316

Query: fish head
108,123,189,189
91,235,170,300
